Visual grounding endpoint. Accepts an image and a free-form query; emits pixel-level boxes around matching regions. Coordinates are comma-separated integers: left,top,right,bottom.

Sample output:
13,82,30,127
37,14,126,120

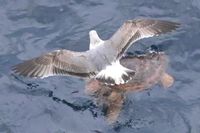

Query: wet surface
0,0,200,133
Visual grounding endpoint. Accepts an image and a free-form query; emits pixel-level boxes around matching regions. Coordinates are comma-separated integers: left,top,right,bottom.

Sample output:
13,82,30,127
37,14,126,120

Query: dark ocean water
0,0,200,133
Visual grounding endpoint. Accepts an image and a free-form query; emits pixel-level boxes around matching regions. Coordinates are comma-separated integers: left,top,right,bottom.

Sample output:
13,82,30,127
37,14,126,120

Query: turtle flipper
106,91,124,124
160,72,174,88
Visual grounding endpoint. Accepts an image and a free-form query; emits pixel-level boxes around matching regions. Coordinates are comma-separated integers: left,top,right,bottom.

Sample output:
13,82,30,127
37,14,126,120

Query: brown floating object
86,52,174,123
160,72,174,88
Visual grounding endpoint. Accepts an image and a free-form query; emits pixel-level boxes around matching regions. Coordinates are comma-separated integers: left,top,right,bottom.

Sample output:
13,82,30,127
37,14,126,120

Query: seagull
12,18,180,85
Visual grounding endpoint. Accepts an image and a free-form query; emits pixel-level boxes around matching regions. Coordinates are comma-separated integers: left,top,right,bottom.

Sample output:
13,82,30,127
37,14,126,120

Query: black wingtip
96,76,115,85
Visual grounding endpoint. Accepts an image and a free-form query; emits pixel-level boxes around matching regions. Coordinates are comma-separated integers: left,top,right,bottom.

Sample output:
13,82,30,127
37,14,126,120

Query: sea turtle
85,51,174,123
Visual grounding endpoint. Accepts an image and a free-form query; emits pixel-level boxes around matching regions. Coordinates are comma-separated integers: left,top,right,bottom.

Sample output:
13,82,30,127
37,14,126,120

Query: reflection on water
0,0,200,133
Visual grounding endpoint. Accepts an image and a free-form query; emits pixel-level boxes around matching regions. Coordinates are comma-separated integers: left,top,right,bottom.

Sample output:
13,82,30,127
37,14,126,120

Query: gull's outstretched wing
96,19,179,85
108,19,180,58
12,50,95,78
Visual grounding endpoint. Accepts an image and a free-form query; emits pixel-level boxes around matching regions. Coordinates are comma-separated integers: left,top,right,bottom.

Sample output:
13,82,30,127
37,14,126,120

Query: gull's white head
89,30,104,49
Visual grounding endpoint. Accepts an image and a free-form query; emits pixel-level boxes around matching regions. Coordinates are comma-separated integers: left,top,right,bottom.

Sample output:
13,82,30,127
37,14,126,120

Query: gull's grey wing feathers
12,50,95,78
109,19,180,58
